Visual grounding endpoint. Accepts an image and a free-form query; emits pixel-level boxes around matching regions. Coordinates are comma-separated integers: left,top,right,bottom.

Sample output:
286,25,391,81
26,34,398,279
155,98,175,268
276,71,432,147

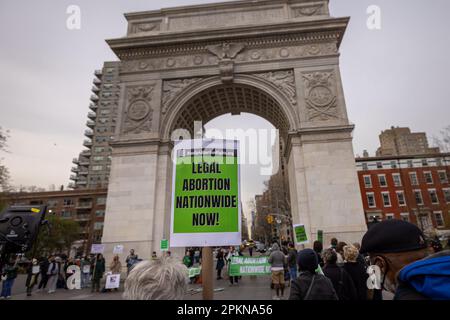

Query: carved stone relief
161,78,203,115
302,71,338,121
122,86,155,134
120,43,337,74
292,4,325,17
130,21,161,35
207,43,246,83
254,70,297,106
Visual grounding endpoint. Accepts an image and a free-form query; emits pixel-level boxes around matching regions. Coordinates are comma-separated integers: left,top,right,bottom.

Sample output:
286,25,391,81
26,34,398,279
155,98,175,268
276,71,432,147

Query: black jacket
289,271,338,300
344,262,369,300
323,264,357,301
287,248,298,268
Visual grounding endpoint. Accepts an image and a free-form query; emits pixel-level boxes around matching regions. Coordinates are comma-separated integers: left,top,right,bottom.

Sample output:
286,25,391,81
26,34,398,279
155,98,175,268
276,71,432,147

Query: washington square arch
101,0,368,258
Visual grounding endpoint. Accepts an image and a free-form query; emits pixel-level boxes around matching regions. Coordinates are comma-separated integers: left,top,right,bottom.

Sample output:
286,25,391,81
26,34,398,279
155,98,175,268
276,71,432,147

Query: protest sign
170,139,241,247
113,245,124,254
160,239,169,251
91,244,105,254
228,256,271,276
188,267,202,278
293,224,309,245
105,274,121,289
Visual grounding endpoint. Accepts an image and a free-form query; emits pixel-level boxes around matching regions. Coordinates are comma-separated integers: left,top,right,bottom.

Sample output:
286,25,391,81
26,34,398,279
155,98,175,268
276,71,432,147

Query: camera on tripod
0,205,48,254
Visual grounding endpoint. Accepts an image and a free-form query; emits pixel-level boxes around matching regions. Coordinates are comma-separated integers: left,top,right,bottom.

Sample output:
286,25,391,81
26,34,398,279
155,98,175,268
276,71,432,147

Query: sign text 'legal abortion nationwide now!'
170,139,241,247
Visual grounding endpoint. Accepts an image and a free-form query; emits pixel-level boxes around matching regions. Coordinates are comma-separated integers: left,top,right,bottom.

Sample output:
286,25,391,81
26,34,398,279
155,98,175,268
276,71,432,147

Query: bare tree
432,125,450,152
0,127,11,192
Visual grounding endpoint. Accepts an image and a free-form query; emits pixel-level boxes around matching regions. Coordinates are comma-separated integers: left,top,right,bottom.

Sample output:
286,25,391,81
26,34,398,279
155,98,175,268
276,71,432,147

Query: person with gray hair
123,256,189,300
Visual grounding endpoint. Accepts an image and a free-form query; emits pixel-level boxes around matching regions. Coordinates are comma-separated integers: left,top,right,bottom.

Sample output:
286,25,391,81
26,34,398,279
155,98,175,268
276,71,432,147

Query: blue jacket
397,250,450,300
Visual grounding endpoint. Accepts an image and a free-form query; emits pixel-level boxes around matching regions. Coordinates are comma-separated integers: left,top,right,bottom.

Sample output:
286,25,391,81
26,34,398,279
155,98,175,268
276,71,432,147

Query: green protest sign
170,140,241,247
188,267,202,278
317,230,323,244
160,239,169,251
228,256,271,276
293,224,308,245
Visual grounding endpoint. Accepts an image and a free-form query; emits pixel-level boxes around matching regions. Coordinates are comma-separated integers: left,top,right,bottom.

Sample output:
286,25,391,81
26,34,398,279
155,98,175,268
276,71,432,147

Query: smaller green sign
188,267,202,278
229,257,271,276
294,224,308,245
160,239,169,251
317,230,323,244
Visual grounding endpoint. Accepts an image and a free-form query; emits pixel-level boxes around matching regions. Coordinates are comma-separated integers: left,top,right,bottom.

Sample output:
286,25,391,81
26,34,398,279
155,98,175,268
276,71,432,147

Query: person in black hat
289,249,338,300
359,220,450,300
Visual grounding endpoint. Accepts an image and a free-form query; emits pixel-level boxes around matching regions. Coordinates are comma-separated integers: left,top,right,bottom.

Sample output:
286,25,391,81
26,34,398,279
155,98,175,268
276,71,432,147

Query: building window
363,175,372,188
414,190,424,205
392,174,402,187
424,172,433,184
436,158,443,167
362,163,368,171
61,211,72,218
378,175,387,187
47,200,59,207
438,171,448,183
386,214,394,220
434,212,445,227
63,199,74,206
366,193,376,208
94,222,104,230
94,147,105,153
444,189,450,203
376,162,383,169
400,213,410,222
390,161,397,169
95,210,105,217
429,189,439,204
98,118,109,124
93,156,104,162
92,165,103,171
382,192,391,207
422,159,428,166
409,172,419,186
397,191,406,206
95,136,108,143
407,160,413,168
97,197,107,205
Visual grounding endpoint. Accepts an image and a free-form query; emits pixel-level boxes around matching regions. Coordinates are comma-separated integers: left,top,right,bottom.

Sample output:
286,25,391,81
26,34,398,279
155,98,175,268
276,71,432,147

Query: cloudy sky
1,1,449,216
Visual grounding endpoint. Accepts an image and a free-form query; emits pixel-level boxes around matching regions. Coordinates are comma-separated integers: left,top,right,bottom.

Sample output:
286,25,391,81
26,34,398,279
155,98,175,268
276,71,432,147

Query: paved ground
8,274,278,300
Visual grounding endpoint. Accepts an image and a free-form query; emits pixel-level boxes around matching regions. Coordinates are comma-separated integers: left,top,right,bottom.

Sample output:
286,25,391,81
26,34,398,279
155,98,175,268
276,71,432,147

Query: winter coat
396,250,450,300
287,248,298,268
344,262,368,300
289,271,338,300
323,264,357,301
2,264,18,280
47,262,59,276
216,251,225,270
268,250,286,269
110,260,122,274
92,258,106,280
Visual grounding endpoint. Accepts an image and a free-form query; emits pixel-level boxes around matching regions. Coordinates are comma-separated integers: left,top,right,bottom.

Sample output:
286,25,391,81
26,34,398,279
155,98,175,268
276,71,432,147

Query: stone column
287,128,368,246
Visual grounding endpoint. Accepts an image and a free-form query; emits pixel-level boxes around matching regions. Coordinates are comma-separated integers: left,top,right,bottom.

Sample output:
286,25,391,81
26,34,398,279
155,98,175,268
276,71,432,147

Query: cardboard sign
160,239,169,252
113,245,124,254
83,265,91,274
228,256,271,276
170,139,241,247
105,274,121,289
293,224,309,245
91,244,105,254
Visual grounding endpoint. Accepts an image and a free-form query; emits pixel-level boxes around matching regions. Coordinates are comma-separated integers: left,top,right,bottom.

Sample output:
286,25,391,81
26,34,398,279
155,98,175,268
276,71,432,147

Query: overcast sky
1,1,449,218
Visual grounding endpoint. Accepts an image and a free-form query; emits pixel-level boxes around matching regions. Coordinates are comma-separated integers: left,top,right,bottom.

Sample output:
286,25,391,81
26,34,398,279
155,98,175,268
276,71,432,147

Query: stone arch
161,74,299,141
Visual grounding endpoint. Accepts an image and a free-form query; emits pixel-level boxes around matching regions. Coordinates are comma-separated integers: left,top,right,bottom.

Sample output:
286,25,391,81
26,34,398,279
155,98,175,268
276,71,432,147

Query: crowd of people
0,252,133,299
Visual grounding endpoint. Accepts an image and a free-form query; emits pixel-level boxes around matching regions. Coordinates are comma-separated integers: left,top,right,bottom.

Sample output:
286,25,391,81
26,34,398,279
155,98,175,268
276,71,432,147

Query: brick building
0,189,108,255
356,153,450,237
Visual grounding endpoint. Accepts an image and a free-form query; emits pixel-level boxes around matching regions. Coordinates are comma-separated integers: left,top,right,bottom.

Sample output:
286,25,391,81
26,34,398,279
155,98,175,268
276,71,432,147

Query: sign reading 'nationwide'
229,256,271,276
170,139,241,247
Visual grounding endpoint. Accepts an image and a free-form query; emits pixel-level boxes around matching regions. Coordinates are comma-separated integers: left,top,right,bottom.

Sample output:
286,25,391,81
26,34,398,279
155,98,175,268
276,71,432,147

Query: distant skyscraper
376,127,440,157
69,62,121,189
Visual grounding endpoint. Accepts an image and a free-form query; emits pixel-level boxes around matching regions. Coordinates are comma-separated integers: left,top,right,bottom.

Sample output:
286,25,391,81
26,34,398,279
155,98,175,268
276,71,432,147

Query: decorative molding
302,71,338,121
292,4,325,17
130,22,161,34
206,43,246,83
122,86,155,134
254,70,297,106
161,78,203,115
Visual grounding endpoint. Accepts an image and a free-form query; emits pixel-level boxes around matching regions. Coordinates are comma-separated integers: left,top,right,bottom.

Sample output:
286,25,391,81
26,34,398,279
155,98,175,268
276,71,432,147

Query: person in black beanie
360,220,450,300
289,249,338,300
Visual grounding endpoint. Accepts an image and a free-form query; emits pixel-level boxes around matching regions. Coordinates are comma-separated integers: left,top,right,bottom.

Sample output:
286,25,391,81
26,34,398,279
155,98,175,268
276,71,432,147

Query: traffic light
0,205,47,254
266,215,274,225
